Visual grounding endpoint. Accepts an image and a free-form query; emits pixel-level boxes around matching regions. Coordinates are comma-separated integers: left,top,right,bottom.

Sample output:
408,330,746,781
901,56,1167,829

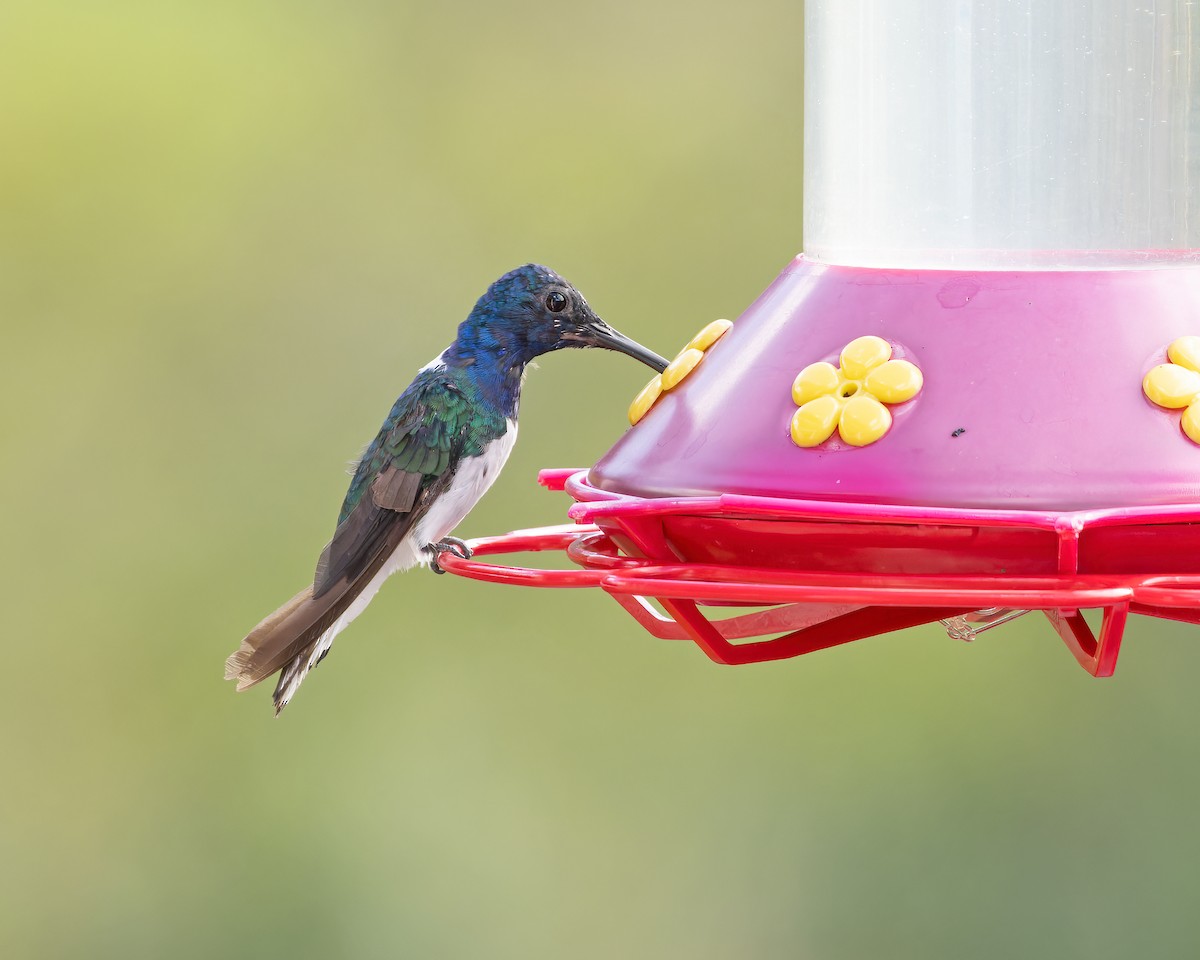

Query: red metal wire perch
436,470,1200,676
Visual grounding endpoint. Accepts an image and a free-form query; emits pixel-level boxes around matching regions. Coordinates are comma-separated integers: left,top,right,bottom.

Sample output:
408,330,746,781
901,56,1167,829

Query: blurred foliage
3,1,1200,958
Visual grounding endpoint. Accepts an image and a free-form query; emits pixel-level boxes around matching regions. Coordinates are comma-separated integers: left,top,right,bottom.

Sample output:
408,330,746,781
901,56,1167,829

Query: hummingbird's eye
546,292,567,313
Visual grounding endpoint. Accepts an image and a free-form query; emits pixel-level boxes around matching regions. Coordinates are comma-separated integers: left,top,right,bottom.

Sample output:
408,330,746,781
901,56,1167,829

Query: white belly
412,420,518,549
342,420,518,619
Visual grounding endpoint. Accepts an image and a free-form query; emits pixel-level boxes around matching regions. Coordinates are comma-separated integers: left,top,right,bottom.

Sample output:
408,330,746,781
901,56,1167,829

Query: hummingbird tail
224,582,359,715
225,533,418,714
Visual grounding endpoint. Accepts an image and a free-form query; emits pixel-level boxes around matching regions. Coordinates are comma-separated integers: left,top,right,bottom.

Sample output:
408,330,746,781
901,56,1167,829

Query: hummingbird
225,264,667,714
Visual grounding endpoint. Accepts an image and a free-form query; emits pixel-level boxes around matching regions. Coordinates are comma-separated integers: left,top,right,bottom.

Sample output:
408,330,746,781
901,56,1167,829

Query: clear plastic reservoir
803,0,1200,269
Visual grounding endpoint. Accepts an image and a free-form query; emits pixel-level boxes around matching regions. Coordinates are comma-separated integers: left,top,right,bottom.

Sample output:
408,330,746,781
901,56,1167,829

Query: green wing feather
313,368,503,598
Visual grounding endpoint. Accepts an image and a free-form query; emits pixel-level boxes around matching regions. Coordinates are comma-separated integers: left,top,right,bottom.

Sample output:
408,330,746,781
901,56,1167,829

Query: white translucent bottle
803,0,1200,269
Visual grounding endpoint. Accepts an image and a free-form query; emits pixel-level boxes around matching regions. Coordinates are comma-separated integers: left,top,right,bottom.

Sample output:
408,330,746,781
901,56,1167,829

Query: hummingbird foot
427,536,473,574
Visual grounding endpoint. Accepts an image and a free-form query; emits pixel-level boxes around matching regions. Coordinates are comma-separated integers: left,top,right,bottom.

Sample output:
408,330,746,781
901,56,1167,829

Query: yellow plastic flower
790,336,923,447
1143,336,1200,443
629,319,733,425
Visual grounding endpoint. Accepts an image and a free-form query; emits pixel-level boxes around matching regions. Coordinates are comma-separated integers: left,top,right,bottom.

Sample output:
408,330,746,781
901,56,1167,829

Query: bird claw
427,536,473,574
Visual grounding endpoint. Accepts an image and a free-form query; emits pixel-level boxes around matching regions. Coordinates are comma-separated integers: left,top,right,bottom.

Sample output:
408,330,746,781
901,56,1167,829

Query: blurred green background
4,1,1200,957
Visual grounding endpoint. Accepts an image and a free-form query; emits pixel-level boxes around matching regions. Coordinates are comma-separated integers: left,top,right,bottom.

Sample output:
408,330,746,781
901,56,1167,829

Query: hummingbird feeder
439,0,1200,677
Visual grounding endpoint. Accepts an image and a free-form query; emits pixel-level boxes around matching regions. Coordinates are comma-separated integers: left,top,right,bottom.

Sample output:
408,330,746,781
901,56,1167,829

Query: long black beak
574,320,669,373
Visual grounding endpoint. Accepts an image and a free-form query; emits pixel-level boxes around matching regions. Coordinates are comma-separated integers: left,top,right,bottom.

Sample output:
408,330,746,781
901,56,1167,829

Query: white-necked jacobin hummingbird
225,264,667,714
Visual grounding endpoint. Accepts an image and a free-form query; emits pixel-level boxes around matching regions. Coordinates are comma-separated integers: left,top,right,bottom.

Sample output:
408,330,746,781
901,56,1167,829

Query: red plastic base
435,470,1200,676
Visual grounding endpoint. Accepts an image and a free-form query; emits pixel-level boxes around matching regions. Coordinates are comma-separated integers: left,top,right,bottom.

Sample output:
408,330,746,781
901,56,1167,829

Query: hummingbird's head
454,264,668,373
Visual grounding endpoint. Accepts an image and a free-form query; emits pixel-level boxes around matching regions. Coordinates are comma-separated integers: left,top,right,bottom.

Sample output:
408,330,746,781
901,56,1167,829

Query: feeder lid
592,257,1200,512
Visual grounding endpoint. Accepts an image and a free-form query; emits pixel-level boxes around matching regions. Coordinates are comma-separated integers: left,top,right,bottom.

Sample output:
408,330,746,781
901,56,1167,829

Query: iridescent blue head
446,264,667,373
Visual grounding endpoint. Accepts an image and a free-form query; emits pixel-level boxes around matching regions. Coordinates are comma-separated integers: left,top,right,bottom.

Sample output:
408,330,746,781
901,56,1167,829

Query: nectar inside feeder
439,0,1200,677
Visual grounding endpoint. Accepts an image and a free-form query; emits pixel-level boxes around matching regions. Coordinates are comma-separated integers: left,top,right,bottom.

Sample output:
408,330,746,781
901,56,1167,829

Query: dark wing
225,374,472,699
312,375,466,599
